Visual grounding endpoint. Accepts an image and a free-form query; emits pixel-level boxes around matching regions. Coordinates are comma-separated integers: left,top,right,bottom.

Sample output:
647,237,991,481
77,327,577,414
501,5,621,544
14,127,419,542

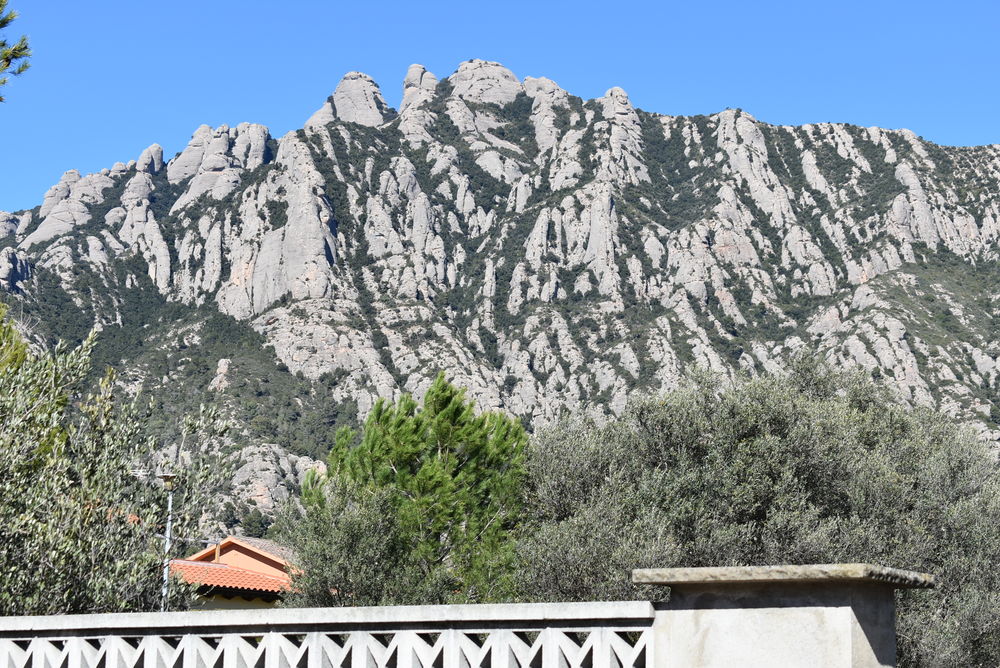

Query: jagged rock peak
306,71,392,129
304,97,336,129
0,247,30,291
333,71,392,127
137,143,164,174
524,76,568,102
448,59,523,105
166,123,270,187
167,125,213,183
523,77,571,154
38,170,81,219
400,64,439,113
0,211,17,238
601,87,635,113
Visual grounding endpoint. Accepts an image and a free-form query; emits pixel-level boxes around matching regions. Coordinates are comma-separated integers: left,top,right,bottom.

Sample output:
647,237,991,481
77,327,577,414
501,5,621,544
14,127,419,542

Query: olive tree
273,478,440,607
516,360,1000,667
0,306,226,614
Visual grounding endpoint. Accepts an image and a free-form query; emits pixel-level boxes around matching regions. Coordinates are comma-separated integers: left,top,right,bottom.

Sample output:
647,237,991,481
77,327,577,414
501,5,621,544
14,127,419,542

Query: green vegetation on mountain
5,263,356,463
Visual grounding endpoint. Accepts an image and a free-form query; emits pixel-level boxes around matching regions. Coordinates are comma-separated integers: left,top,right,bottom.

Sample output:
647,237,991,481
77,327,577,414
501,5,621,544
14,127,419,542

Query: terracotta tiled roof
170,559,291,594
185,536,294,567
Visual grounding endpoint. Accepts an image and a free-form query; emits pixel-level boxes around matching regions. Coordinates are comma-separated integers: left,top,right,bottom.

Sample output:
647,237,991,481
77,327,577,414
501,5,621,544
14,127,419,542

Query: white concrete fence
0,564,935,668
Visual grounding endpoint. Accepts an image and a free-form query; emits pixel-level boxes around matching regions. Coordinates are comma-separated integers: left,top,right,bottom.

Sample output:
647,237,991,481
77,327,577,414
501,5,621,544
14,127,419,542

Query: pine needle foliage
282,372,527,604
0,0,29,102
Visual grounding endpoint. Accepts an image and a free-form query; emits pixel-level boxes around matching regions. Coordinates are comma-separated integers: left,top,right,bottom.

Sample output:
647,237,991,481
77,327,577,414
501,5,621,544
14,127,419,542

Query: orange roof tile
170,559,291,594
185,535,293,567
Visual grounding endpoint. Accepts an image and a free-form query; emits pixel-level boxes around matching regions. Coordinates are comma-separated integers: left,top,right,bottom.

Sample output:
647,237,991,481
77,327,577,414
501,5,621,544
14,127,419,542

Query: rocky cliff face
2,60,999,510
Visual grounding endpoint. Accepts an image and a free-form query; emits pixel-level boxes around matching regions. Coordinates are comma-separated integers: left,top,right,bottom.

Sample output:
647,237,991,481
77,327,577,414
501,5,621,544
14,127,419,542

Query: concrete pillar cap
632,563,935,589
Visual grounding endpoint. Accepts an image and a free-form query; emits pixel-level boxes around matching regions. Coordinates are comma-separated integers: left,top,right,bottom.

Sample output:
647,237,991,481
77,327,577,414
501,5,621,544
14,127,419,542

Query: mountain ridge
1,59,998,514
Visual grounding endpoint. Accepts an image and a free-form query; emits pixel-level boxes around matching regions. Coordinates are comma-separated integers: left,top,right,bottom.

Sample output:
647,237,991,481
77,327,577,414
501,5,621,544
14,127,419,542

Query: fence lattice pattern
0,612,653,668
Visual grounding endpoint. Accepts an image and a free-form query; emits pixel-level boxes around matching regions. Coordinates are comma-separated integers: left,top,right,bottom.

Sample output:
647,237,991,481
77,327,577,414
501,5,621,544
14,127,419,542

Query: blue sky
1,0,997,212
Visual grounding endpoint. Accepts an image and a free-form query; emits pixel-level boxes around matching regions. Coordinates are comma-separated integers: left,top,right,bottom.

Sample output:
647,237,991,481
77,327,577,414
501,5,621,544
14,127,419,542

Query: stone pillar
634,563,934,668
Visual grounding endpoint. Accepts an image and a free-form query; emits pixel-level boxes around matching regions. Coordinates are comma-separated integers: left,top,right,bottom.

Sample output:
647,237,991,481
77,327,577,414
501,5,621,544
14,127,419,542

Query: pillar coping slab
632,563,935,589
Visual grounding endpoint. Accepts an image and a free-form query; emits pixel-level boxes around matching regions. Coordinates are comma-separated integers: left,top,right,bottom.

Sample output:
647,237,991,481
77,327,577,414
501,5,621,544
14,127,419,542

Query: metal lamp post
158,473,176,612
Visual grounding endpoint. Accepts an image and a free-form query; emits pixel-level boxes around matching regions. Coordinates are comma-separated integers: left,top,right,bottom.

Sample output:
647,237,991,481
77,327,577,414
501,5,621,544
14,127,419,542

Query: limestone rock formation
401,64,439,113
230,443,322,516
449,59,523,105
3,60,1000,517
333,72,392,126
0,211,19,238
308,72,393,129
0,247,30,291
137,144,164,174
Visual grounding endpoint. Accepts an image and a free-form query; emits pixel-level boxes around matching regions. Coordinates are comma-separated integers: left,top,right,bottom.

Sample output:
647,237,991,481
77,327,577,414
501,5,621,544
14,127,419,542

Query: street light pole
159,474,176,612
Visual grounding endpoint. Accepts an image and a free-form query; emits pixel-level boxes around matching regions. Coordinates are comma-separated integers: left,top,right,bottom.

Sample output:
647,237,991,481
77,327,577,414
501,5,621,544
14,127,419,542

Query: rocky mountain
2,60,999,517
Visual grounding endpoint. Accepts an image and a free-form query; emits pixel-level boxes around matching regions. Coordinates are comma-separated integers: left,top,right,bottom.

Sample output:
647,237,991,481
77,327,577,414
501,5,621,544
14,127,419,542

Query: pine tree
0,0,29,102
287,372,527,603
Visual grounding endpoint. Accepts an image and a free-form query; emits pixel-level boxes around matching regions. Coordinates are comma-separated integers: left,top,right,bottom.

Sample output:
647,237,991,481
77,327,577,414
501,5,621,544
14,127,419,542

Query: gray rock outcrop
401,64,439,113
449,59,523,105
4,59,1000,514
0,247,31,291
332,72,391,126
137,143,164,174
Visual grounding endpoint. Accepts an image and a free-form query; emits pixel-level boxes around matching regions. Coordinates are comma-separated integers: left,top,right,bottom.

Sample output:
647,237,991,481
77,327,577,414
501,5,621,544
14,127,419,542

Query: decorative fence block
0,602,656,668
